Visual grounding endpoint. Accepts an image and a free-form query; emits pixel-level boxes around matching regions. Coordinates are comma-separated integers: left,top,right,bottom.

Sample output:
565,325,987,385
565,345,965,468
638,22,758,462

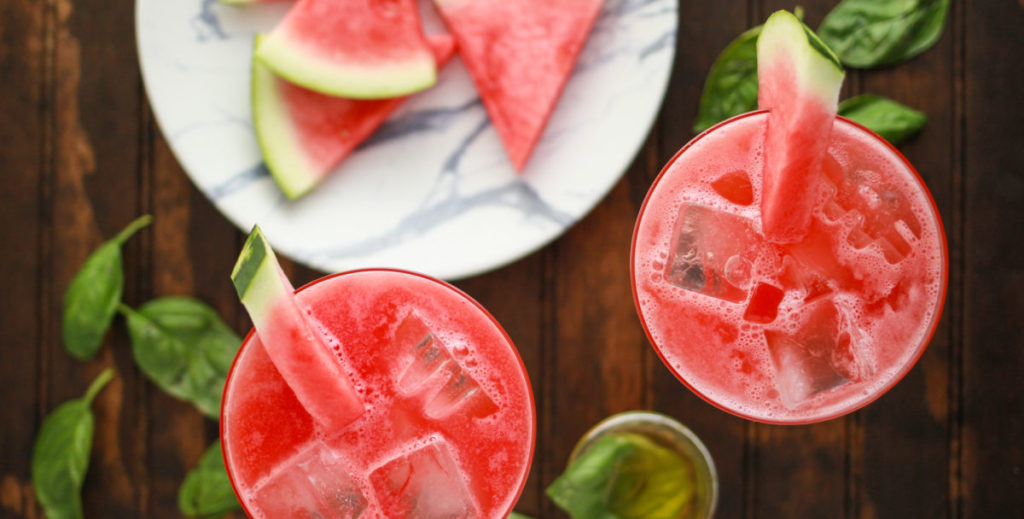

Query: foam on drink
632,112,946,423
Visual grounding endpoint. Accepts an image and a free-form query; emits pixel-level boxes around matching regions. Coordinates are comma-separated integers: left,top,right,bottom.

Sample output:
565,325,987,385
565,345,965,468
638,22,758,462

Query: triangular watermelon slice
757,10,845,243
433,0,603,170
256,0,437,99
231,225,363,431
253,35,457,199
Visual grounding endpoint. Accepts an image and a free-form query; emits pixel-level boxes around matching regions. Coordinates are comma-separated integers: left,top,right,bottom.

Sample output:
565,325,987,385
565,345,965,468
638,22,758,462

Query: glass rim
629,110,950,425
220,267,537,518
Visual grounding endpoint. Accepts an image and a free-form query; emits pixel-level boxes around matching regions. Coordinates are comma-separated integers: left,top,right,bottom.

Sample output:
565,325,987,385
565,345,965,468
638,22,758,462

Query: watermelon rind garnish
231,225,364,430
757,10,844,112
231,224,285,323
756,10,845,243
254,0,437,99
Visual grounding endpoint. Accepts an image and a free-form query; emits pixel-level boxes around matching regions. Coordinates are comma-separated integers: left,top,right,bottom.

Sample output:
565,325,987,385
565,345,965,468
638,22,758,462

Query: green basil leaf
818,0,949,68
692,25,761,134
31,369,114,519
120,297,240,418
547,433,695,519
508,513,535,519
62,215,152,360
178,441,241,518
839,94,927,145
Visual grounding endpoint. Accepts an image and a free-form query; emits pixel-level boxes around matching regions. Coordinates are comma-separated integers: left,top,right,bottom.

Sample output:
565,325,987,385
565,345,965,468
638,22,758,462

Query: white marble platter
137,0,677,280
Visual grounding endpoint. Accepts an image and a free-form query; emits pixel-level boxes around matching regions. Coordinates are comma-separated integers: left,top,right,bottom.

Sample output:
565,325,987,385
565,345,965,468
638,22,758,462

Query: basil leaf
692,25,761,134
31,369,114,519
818,0,949,68
839,94,927,145
178,441,241,518
547,433,695,519
62,215,152,360
120,297,240,418
508,513,535,519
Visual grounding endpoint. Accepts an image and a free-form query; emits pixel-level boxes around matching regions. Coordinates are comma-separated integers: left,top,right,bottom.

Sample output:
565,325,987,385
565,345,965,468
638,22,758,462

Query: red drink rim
220,267,537,517
630,110,949,425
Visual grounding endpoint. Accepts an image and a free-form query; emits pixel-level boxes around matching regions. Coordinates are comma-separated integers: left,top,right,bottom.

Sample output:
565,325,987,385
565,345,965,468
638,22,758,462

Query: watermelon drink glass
631,111,947,424
221,267,535,517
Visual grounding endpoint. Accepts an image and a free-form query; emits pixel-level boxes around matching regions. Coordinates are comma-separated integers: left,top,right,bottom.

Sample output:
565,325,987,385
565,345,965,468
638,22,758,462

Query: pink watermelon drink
631,12,947,424
222,228,535,517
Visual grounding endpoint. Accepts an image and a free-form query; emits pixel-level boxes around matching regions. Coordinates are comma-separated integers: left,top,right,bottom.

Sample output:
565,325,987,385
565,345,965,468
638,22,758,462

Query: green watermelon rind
231,225,289,326
255,34,437,99
251,36,320,200
757,10,844,107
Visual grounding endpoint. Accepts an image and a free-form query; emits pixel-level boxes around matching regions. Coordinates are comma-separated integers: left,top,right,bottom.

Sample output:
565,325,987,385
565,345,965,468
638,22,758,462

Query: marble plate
137,0,677,280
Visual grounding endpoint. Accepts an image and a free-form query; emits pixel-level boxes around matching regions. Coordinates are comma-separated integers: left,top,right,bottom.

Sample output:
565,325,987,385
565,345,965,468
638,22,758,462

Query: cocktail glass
631,111,948,424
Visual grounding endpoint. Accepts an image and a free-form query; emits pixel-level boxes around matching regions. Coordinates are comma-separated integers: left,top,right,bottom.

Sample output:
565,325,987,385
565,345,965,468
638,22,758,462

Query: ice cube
764,301,848,407
821,158,921,264
664,204,764,302
254,442,366,518
370,440,477,518
393,313,497,419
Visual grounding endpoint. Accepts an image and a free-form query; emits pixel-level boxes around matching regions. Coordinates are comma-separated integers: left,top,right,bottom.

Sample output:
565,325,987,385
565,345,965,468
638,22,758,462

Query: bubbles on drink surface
659,150,923,409
393,312,498,419
252,441,368,518
370,439,477,518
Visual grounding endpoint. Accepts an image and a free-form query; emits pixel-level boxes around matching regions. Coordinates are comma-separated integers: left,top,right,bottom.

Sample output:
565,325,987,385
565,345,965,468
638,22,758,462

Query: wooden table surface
2,0,1022,517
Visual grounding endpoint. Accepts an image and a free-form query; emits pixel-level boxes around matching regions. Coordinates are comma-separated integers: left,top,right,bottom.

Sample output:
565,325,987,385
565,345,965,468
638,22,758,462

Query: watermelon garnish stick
433,0,603,171
256,0,436,99
231,225,363,430
253,34,457,199
756,10,845,243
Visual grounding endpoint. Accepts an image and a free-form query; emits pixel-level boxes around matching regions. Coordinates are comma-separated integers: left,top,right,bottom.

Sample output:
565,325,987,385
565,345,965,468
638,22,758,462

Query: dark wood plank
0,0,46,516
42,0,147,515
541,172,649,518
642,2,755,519
456,254,547,517
962,1,1024,515
143,119,246,519
851,1,959,516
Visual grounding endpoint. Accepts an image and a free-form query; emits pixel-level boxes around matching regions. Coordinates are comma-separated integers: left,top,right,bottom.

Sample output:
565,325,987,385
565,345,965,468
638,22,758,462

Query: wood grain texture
541,173,649,518
142,117,245,519
962,0,1024,516
0,0,45,517
2,0,1023,518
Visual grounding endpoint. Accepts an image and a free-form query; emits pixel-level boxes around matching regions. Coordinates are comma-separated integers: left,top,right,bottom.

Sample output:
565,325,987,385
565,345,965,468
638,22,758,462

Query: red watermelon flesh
253,35,456,199
256,0,437,98
756,11,845,243
433,0,603,170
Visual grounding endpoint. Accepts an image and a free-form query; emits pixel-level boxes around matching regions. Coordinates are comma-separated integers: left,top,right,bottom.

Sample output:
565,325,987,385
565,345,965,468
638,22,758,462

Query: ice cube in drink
370,439,477,518
252,441,366,518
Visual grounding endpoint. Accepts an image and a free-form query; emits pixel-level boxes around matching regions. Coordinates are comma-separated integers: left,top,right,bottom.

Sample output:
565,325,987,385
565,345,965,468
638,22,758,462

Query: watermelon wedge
256,0,436,99
433,0,603,170
231,225,363,430
253,35,457,199
756,10,845,243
